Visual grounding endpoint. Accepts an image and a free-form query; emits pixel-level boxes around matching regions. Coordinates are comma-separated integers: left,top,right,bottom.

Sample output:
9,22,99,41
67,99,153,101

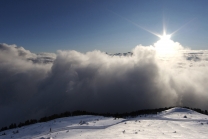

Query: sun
107,9,190,56
154,31,176,56
159,33,171,41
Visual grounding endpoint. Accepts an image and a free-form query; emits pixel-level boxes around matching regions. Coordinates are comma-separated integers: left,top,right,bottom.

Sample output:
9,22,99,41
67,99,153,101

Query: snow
1,107,208,139
156,107,208,120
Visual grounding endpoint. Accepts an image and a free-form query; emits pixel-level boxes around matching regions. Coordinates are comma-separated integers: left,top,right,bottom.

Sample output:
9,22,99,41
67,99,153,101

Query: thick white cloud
0,41,208,127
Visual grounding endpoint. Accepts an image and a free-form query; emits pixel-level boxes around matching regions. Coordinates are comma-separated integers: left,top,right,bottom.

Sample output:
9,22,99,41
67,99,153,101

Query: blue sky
0,0,208,53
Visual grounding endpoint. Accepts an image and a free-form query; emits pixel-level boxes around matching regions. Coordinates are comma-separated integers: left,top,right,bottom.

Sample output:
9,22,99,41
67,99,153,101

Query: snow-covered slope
156,107,208,120
1,107,208,139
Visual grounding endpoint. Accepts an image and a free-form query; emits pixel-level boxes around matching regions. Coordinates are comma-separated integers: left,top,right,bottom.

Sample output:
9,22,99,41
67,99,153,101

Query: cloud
0,42,208,127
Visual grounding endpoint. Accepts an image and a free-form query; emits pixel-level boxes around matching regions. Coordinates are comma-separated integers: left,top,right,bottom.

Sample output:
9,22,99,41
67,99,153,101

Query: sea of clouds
1,41,208,127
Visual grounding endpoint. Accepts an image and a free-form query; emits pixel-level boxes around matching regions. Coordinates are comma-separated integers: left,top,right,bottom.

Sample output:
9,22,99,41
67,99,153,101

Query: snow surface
1,107,208,139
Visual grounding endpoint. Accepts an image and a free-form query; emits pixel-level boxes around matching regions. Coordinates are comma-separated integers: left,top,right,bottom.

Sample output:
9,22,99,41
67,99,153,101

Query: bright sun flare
159,34,171,41
154,31,176,56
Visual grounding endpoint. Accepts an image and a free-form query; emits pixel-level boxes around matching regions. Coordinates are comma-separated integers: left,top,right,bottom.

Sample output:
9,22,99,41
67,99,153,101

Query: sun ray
170,18,195,36
108,9,194,42
107,9,161,38
107,9,190,56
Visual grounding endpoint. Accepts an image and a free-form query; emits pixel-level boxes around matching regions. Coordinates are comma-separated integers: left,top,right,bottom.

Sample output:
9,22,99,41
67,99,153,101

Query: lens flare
154,31,176,56
107,9,192,56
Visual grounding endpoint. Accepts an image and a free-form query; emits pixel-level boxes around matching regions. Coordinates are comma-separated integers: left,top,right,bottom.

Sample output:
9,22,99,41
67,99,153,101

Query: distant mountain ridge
106,52,133,57
107,51,208,62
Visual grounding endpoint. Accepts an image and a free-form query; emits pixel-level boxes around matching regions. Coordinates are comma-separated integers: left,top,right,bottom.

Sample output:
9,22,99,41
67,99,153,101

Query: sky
1,0,208,128
1,0,208,53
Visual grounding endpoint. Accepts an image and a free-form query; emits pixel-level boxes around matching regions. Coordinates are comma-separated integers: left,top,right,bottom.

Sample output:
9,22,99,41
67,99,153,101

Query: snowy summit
0,107,208,139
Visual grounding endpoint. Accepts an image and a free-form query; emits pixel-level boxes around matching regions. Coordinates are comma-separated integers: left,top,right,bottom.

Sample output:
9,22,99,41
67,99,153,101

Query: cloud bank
0,42,208,127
